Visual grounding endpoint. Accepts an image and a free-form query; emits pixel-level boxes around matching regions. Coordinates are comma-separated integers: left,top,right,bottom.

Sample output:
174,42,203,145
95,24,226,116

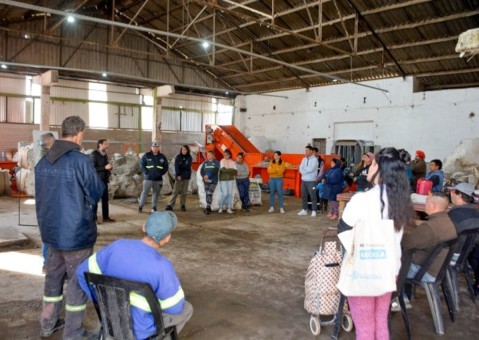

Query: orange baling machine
193,124,339,198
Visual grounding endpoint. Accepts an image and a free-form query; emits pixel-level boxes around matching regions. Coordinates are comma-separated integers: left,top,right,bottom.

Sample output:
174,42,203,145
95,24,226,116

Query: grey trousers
139,180,162,210
162,300,193,334
301,180,318,211
168,179,190,208
41,247,93,340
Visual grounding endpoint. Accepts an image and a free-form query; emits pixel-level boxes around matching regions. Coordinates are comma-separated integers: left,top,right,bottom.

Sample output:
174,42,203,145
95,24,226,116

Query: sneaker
138,206,142,213
297,209,308,216
151,207,157,212
218,208,223,214
391,297,412,312
165,205,173,211
311,211,317,217
227,209,233,214
181,205,186,211
280,208,285,214
268,207,274,213
40,318,65,337
103,217,116,223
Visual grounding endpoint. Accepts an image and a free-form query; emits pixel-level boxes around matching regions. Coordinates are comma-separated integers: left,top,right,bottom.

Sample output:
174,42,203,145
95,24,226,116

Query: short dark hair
237,152,244,157
430,159,442,170
224,149,232,156
313,147,319,153
305,145,314,151
454,190,475,204
97,139,107,149
62,116,85,137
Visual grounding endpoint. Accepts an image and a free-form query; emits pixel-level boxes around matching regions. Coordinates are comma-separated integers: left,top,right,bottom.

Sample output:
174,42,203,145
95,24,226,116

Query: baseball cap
448,182,475,197
145,211,178,242
416,150,425,159
151,141,160,147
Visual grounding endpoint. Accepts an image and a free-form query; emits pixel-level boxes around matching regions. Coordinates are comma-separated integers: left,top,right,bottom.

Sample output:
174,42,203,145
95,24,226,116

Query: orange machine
193,124,339,198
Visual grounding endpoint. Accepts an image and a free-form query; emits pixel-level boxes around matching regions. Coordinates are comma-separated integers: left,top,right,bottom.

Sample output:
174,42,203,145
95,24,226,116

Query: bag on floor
304,228,344,315
337,219,397,297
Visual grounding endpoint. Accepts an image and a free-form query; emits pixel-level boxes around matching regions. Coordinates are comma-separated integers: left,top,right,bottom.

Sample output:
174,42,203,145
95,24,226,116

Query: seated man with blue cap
77,211,193,339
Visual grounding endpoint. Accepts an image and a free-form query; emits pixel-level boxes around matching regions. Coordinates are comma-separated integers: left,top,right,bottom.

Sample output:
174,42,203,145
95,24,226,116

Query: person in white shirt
298,145,319,217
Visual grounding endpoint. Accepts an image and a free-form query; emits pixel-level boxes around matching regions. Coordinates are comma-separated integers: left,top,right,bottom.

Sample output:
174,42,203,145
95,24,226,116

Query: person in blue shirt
425,159,444,193
77,212,193,339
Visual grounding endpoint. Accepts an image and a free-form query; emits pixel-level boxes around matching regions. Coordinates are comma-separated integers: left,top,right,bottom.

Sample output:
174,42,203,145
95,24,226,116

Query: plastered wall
235,77,479,161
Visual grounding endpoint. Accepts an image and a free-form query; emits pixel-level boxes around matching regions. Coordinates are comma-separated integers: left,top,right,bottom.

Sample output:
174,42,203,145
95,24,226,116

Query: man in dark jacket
91,139,115,223
35,116,105,339
166,145,192,211
138,141,169,213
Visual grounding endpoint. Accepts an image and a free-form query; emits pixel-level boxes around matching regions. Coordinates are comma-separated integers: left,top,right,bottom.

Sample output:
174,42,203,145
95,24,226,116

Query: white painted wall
235,77,479,161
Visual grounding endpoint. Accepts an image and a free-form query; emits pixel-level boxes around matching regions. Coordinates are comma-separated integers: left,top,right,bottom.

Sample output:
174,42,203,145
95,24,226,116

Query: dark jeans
236,179,250,208
93,182,109,220
41,247,93,339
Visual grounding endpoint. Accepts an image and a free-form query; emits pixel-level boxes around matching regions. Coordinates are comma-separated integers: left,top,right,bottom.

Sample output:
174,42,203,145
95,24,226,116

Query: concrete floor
0,193,478,339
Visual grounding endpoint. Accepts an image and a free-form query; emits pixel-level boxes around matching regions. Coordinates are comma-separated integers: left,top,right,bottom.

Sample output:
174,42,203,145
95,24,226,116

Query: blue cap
145,211,177,242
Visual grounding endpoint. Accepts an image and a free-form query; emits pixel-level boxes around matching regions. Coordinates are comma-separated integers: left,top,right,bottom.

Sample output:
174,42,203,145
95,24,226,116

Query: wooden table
337,191,428,218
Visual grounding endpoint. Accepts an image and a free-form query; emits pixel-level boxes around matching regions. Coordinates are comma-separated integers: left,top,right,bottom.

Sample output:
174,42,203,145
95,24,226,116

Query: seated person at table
77,212,193,339
425,159,444,193
393,192,457,311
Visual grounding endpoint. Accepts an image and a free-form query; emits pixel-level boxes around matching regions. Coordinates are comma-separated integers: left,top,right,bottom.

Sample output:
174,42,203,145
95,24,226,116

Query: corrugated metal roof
0,0,478,95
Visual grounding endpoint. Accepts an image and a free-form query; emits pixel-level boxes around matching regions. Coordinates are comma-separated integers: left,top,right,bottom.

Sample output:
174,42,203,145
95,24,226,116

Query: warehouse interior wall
235,76,479,162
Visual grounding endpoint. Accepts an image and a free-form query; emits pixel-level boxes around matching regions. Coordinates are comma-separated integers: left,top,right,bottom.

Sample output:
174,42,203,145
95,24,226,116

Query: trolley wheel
342,313,353,332
310,315,321,336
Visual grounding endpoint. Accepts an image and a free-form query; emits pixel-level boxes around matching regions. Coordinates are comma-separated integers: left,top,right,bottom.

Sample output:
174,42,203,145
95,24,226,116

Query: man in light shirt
298,145,319,217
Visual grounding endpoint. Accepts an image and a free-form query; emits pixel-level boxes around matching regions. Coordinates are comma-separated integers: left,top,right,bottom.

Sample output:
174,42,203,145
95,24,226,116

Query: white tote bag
337,219,397,297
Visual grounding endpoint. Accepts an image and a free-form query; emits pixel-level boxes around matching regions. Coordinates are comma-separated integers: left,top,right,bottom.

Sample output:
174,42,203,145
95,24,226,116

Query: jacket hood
46,140,81,164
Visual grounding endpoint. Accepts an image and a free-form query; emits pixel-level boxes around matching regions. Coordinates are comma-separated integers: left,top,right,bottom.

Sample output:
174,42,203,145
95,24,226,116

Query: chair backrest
395,247,416,297
412,238,458,284
453,228,478,271
84,272,167,340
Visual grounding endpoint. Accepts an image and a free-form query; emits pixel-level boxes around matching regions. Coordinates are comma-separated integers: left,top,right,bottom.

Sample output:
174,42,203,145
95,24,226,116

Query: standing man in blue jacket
139,141,169,213
35,116,105,339
77,211,193,339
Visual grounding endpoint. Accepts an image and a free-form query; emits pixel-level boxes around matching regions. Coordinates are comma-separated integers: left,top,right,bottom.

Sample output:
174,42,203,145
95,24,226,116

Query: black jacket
174,153,193,180
35,140,105,251
140,151,168,181
91,149,110,183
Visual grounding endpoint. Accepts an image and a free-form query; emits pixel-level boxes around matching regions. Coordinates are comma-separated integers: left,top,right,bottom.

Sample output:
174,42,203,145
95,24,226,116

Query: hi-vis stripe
88,255,184,312
43,295,63,302
66,304,86,312
130,287,184,312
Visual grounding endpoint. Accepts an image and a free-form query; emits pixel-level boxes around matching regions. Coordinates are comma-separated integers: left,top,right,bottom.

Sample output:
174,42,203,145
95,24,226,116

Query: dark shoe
151,207,157,212
103,217,116,223
181,205,186,211
138,206,142,213
165,205,173,211
40,318,65,337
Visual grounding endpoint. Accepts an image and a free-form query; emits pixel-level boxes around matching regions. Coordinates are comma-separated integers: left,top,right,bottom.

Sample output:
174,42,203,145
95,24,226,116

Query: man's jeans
139,180,162,210
407,263,436,283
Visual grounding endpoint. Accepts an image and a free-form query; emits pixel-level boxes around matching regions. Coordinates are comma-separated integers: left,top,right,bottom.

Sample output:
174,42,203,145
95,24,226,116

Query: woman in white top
218,149,237,213
338,147,415,340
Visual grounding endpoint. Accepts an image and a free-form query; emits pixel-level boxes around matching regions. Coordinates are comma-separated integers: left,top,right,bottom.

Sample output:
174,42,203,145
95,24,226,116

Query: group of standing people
36,116,192,339
200,149,251,214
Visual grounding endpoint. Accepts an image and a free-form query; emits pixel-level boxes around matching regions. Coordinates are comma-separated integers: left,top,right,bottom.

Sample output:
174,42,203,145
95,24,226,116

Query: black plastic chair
84,272,177,340
446,228,478,311
404,238,457,336
390,247,416,340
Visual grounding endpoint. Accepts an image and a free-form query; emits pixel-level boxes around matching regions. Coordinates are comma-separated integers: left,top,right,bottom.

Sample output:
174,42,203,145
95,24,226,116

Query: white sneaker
268,207,274,213
280,208,285,214
311,211,317,217
297,209,307,216
227,209,233,214
218,209,223,214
